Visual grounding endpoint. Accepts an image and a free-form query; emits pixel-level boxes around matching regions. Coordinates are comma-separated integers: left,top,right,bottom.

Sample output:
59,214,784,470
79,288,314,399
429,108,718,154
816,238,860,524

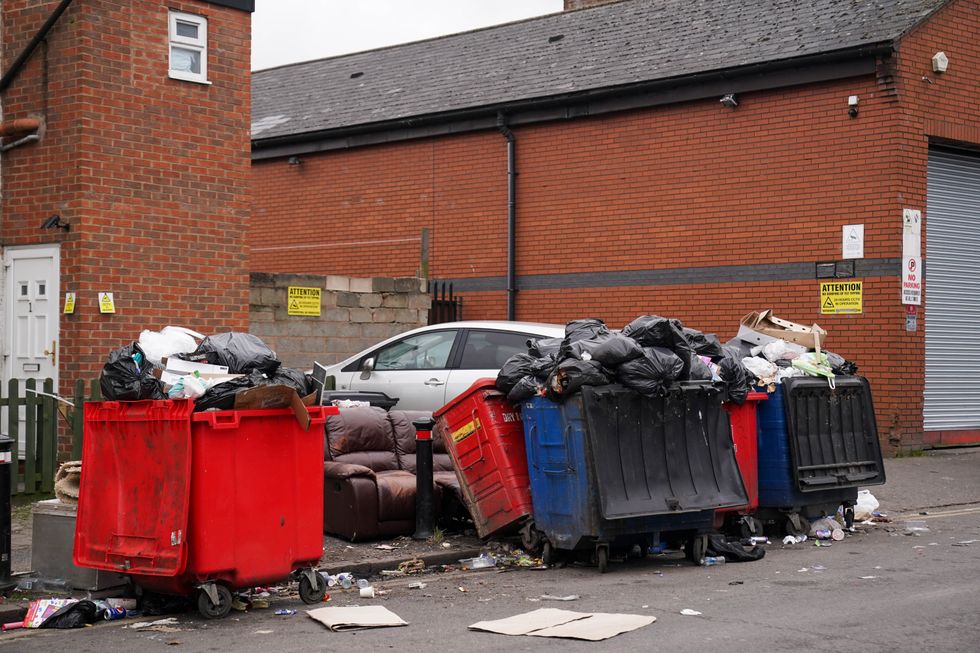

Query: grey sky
251,0,564,71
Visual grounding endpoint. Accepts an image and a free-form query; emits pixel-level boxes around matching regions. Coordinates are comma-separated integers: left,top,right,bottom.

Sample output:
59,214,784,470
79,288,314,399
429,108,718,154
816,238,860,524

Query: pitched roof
251,0,947,142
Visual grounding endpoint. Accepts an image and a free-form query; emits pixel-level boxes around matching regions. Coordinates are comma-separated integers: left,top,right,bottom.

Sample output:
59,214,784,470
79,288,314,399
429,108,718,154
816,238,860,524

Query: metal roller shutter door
925,148,980,431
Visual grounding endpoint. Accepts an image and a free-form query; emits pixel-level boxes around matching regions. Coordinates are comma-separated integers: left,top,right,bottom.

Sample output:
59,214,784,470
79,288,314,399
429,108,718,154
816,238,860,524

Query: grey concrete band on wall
438,258,902,293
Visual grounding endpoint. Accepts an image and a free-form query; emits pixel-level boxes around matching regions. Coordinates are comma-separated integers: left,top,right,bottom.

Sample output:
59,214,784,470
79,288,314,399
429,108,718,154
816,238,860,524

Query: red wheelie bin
74,399,335,618
715,391,768,536
434,378,534,541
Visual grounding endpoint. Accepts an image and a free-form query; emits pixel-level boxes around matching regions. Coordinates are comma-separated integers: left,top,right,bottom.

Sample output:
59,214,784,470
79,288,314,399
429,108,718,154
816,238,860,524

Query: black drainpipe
497,113,517,321
0,0,75,94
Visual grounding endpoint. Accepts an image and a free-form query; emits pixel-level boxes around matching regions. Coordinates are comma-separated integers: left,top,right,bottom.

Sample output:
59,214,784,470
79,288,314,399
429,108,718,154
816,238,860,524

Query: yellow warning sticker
451,418,481,443
63,292,76,314
98,292,115,314
287,286,321,316
820,281,862,314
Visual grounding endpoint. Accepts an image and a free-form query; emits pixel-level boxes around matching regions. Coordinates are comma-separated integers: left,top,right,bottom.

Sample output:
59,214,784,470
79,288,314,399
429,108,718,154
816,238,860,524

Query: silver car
317,321,565,411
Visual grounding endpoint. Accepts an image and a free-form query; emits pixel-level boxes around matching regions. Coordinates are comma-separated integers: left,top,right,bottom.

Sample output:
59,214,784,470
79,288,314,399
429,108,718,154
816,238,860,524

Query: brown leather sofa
323,406,461,541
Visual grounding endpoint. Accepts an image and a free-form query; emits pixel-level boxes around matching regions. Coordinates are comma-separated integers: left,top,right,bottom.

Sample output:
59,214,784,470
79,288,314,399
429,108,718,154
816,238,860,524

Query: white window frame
168,11,209,84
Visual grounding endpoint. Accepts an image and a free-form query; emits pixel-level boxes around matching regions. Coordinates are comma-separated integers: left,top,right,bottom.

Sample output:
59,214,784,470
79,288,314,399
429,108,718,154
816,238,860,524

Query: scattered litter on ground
126,618,183,633
904,520,930,536
458,587,468,593
460,553,496,570
728,581,744,586
859,576,878,580
254,630,274,634
680,609,702,617
540,595,580,602
380,570,407,579
952,540,978,547
274,609,296,616
374,544,396,550
812,565,826,572
398,559,426,574
408,582,427,590
307,606,408,631
470,608,655,641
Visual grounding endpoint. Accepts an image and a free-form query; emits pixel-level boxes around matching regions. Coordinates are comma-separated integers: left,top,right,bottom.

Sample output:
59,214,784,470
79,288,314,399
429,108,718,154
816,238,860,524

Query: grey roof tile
252,0,948,141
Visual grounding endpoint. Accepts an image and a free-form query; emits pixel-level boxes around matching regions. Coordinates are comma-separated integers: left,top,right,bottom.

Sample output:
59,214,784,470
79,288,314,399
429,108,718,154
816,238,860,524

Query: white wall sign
902,209,922,305
842,224,864,259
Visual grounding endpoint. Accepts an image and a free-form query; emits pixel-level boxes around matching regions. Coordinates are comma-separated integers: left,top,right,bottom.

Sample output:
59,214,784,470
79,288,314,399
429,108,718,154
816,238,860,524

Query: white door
3,246,60,453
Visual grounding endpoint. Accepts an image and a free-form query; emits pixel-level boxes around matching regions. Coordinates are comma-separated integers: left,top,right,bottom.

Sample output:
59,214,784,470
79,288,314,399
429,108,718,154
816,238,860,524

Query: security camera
848,95,859,118
720,93,739,108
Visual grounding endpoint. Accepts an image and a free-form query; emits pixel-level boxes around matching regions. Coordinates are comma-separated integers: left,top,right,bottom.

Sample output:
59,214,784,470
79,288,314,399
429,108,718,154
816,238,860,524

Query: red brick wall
888,0,980,447
249,5,980,450
2,0,252,455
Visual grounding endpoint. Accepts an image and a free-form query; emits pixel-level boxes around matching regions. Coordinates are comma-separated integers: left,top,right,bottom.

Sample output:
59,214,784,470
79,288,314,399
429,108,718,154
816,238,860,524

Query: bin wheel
520,521,543,554
596,545,609,574
685,535,708,564
197,584,232,620
542,541,554,566
843,507,855,529
299,572,327,604
740,516,764,539
785,513,805,537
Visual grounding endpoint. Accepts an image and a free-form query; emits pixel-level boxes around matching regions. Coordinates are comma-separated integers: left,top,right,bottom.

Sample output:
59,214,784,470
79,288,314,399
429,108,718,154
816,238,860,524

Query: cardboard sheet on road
307,605,408,631
469,608,655,641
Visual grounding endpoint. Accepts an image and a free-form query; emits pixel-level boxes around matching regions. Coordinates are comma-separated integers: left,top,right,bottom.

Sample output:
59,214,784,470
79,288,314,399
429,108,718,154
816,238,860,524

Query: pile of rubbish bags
496,316,749,404
496,312,861,405
100,327,315,411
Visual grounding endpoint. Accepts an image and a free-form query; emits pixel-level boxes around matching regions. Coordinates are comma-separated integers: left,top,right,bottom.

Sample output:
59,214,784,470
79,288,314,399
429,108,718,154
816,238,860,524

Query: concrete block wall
249,273,431,369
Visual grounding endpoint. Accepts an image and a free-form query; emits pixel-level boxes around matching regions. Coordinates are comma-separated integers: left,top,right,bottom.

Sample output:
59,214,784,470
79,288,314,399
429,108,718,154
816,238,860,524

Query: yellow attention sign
98,292,116,314
820,281,863,314
63,292,76,314
451,418,481,443
287,286,321,316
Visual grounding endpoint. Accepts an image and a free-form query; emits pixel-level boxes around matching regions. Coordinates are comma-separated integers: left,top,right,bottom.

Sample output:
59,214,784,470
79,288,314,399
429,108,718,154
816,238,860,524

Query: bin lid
782,376,885,492
581,385,749,520
74,400,194,577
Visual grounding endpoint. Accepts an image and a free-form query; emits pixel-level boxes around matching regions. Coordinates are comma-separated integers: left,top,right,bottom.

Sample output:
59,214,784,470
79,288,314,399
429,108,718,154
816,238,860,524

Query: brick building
1,0,254,456
250,0,980,452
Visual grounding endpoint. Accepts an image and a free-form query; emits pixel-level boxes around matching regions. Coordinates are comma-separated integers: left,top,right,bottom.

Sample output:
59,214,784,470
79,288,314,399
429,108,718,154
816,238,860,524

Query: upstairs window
169,11,208,83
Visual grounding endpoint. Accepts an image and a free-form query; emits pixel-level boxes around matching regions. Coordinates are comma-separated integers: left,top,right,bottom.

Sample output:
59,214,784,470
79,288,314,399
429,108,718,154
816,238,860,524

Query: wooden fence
2,378,101,497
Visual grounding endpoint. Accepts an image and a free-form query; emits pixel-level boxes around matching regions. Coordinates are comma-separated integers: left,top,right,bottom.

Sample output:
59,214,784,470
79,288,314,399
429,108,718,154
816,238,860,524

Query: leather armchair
323,406,462,541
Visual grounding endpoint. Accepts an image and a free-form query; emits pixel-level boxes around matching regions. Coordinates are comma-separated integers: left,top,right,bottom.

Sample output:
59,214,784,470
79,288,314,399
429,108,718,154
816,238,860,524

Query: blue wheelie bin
521,382,748,572
756,376,886,535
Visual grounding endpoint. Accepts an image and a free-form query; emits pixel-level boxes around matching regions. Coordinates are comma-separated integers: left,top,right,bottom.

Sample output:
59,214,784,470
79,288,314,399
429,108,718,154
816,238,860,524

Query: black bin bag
180,332,281,375
564,318,609,343
546,359,611,401
563,333,644,367
615,346,684,396
100,342,166,401
497,353,539,394
621,315,694,377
